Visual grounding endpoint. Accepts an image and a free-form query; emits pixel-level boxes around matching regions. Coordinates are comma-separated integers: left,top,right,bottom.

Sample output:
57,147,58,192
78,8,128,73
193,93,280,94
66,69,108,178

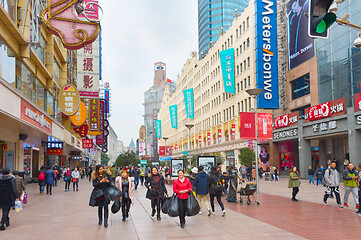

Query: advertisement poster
287,0,314,70
257,113,273,140
155,120,162,139
171,159,184,177
139,142,146,156
183,88,194,119
220,48,236,94
169,104,178,129
279,141,294,171
259,145,270,167
58,84,80,116
197,156,216,174
240,112,255,139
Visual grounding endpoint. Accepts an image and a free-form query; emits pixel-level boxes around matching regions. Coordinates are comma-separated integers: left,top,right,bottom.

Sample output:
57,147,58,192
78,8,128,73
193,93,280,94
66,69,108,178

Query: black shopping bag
186,191,200,216
105,185,122,201
111,199,121,214
167,194,179,217
162,196,172,214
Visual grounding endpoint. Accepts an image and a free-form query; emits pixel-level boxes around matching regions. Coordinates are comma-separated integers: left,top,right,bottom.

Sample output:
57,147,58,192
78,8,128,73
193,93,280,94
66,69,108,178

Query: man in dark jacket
0,168,19,231
45,166,55,195
221,172,229,194
131,166,141,190
308,166,315,184
193,166,211,216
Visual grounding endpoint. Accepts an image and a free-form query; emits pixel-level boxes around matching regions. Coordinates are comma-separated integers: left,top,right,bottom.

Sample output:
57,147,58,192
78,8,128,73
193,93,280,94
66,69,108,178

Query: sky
101,1,198,146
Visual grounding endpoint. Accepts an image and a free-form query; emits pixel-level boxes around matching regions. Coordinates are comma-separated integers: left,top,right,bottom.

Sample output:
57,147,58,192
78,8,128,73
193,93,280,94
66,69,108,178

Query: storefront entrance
32,150,39,178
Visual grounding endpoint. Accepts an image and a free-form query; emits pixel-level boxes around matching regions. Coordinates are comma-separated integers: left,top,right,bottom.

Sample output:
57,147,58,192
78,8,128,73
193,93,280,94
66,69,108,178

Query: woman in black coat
89,165,111,227
209,166,225,216
0,168,19,231
144,167,168,221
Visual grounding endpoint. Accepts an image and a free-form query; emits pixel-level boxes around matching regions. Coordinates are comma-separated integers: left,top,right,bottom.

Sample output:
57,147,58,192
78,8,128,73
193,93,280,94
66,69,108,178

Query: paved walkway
1,177,360,239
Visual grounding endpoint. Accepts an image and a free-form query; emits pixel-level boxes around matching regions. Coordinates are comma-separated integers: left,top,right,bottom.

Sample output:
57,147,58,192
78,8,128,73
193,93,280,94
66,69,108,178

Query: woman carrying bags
173,170,192,228
115,170,135,221
71,167,80,191
145,167,167,221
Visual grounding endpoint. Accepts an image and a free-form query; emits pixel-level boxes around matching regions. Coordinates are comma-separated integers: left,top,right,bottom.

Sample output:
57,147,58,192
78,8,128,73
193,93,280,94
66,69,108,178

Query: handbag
186,191,200,216
72,178,77,183
23,191,27,204
167,194,179,217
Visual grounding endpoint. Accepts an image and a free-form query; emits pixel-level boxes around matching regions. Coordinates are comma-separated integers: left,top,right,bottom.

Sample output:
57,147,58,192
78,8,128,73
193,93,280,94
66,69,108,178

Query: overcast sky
101,1,198,146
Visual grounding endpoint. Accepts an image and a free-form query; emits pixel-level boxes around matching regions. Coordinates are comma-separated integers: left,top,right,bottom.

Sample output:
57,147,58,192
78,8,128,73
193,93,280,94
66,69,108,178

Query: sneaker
0,225,5,231
212,211,215,215
354,211,361,215
198,211,202,215
323,201,327,206
338,204,344,208
356,205,359,209
207,209,211,216
222,210,226,217
344,203,349,208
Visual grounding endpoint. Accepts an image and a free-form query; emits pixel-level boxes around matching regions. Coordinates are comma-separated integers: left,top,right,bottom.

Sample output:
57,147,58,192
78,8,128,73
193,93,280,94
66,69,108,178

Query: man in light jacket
323,161,343,208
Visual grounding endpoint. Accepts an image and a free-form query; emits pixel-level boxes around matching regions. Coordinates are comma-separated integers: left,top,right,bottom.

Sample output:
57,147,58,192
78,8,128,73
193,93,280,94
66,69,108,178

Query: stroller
238,180,259,205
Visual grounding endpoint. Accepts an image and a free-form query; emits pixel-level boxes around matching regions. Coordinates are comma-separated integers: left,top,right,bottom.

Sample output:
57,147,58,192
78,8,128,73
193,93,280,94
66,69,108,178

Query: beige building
158,2,269,168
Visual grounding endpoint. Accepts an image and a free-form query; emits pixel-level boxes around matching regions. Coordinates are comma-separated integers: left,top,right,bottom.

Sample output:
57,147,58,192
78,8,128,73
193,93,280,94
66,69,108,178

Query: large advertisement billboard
255,0,279,109
287,0,314,69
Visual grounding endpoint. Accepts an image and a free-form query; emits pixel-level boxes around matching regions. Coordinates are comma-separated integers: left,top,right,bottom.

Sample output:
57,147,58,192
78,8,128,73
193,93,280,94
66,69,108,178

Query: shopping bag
167,194,179,217
104,185,122,201
186,191,200,216
161,196,172,214
23,191,27,204
111,199,121,214
15,200,23,212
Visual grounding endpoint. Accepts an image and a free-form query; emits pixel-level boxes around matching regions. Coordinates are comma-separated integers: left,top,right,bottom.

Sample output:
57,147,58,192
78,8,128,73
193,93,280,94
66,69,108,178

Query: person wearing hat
189,167,198,191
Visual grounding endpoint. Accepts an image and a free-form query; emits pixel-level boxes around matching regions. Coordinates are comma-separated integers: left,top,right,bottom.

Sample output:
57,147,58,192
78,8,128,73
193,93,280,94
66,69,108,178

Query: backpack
212,177,224,193
322,169,329,187
38,172,45,181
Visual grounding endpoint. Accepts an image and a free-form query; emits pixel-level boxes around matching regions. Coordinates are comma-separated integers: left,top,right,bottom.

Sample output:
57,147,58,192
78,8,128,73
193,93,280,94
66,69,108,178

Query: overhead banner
231,124,236,140
240,112,256,139
169,104,178,129
104,89,110,114
88,99,100,135
183,88,194,119
96,100,105,146
255,0,279,109
220,48,236,94
155,120,161,138
257,113,273,140
240,112,273,139
77,38,100,98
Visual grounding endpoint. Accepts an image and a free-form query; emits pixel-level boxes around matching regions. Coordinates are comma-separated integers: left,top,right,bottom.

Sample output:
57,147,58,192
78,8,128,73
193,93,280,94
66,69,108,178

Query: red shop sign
231,124,236,140
274,112,299,129
305,97,346,122
82,139,93,148
20,100,52,134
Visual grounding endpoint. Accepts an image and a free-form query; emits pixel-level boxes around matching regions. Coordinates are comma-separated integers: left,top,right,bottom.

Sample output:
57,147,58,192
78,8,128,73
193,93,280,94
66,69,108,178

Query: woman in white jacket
71,167,80,191
115,171,135,221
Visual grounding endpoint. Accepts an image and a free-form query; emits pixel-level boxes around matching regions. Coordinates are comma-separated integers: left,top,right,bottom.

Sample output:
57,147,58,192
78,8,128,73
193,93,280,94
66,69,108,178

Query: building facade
198,0,249,57
107,126,118,164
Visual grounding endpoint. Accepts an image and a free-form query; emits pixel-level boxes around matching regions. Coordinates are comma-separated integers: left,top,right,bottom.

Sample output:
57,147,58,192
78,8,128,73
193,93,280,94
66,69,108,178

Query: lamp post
246,88,264,195
185,124,194,151
162,137,169,156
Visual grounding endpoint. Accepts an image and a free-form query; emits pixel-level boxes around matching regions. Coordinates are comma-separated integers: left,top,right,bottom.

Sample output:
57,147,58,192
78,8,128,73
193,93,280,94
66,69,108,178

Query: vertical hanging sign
169,104,178,129
88,99,100,135
183,88,194,119
257,113,273,140
155,120,162,139
220,48,236,94
96,100,105,145
231,124,236,140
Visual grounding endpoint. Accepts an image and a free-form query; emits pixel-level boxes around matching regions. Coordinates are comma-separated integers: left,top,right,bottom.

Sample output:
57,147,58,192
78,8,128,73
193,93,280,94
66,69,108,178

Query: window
243,22,245,32
243,42,246,51
33,34,45,63
35,78,45,110
240,63,243,72
291,73,311,100
247,17,249,28
245,99,247,112
0,37,16,86
248,76,251,86
46,90,54,116
237,83,240,92
247,38,250,48
53,60,61,86
241,81,243,90
244,78,247,88
16,61,34,102
240,44,243,54
244,60,246,70
249,97,251,110
241,101,244,112
237,66,239,75
247,57,250,68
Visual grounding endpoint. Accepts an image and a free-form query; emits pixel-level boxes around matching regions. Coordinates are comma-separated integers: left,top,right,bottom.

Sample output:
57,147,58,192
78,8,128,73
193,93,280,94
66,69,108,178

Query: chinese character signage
77,38,100,98
47,142,63,155
155,120,161,138
21,100,52,134
96,100,105,145
220,48,235,94
70,101,87,126
88,99,100,135
312,120,337,133
255,0,279,109
58,84,81,116
82,139,93,149
169,104,178,129
305,98,346,122
274,112,299,129
183,88,194,119
104,90,110,114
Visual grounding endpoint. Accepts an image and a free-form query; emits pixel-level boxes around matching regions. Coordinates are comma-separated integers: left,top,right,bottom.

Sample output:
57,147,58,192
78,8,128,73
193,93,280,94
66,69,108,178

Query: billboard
220,48,236,94
139,142,146,156
255,0,279,109
169,104,178,129
240,112,273,139
183,88,194,119
287,0,314,70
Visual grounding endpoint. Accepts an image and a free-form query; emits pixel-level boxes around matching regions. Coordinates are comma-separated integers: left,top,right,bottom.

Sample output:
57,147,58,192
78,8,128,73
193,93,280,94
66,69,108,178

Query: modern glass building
316,0,361,107
198,0,249,57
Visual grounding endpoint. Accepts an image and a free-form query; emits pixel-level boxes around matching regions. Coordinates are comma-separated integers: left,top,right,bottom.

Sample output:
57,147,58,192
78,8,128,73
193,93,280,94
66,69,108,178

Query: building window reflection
0,37,16,86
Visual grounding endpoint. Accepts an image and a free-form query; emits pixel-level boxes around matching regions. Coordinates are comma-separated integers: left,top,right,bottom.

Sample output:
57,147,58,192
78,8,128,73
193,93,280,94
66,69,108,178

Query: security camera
354,32,361,48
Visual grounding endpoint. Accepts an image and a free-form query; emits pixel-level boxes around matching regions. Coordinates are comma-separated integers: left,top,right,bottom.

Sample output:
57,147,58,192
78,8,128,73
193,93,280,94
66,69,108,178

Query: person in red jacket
173,170,192,228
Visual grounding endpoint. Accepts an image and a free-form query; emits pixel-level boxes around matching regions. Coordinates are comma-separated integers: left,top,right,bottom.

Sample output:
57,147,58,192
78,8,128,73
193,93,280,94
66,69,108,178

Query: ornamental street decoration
41,0,101,50
58,84,80,116
73,122,89,138
70,101,87,126
88,98,100,135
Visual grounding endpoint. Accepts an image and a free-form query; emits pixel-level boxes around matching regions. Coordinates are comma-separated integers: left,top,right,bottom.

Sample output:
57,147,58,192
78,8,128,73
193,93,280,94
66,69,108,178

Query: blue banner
255,0,279,109
183,88,194,119
220,48,236,94
155,120,161,138
104,90,110,114
169,104,178,129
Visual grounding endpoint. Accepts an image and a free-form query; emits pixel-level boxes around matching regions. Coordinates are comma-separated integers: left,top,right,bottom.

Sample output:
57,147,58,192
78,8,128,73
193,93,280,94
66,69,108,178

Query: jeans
344,186,359,205
316,179,322,186
46,184,52,194
292,187,299,199
151,198,161,217
39,185,45,193
210,194,224,212
274,174,279,181
65,180,70,190
323,186,341,205
178,198,187,224
196,194,210,211
53,178,57,186
309,175,315,184
1,208,10,224
134,178,139,189
140,176,144,185
73,181,78,191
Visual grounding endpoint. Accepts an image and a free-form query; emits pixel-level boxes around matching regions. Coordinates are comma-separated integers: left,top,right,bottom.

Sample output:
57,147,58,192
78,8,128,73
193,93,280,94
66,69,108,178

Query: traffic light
308,0,336,38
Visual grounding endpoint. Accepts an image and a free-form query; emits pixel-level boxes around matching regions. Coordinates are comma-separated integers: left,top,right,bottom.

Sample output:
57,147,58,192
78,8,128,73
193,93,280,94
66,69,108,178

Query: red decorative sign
73,122,88,138
82,139,93,148
355,93,361,112
175,144,178,151
257,113,273,140
274,112,299,129
20,100,52,134
218,129,222,143
159,146,165,156
96,100,105,145
231,124,236,140
240,112,255,139
198,135,202,146
305,98,346,122
47,149,63,155
88,99,100,135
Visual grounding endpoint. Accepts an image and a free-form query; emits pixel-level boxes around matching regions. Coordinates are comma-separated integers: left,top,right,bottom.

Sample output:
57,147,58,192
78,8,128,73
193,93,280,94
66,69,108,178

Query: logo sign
273,128,298,140
47,142,63,155
183,88,194,119
20,100,52,134
59,84,81,116
357,115,361,125
305,98,346,122
41,0,100,50
155,120,162,138
159,146,165,156
88,99,100,135
96,100,105,146
240,112,255,139
274,112,299,129
77,38,100,98
220,48,236,94
255,0,279,109
218,129,222,143
354,93,361,112
82,139,93,149
258,113,273,140
104,90,110,113
169,104,178,129
70,101,87,126
231,124,236,140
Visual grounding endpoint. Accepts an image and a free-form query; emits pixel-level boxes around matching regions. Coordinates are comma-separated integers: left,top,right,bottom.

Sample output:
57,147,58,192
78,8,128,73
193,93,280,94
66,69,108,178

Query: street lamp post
246,88,264,196
185,124,194,152
162,137,169,156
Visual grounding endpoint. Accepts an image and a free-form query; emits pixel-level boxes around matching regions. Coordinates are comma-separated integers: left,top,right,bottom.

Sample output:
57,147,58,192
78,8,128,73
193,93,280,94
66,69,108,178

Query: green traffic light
315,12,336,34
316,20,327,33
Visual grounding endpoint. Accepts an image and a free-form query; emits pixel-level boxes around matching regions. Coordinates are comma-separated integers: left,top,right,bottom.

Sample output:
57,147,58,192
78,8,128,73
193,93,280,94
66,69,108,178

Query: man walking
110,165,118,184
342,163,359,208
45,166,55,195
131,166,141,190
193,166,211,216
308,166,315,184
323,161,343,208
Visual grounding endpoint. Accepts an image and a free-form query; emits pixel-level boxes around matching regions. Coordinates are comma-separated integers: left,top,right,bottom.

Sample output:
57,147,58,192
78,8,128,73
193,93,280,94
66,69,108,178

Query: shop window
225,131,229,142
291,73,310,100
35,78,45,110
0,38,16,85
292,105,311,119
53,60,61,86
1,0,16,20
16,61,35,102
46,90,54,116
24,144,31,178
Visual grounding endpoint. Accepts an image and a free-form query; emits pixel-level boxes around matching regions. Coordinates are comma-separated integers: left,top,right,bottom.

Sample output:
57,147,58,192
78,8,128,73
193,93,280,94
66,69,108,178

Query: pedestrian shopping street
2,177,361,240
